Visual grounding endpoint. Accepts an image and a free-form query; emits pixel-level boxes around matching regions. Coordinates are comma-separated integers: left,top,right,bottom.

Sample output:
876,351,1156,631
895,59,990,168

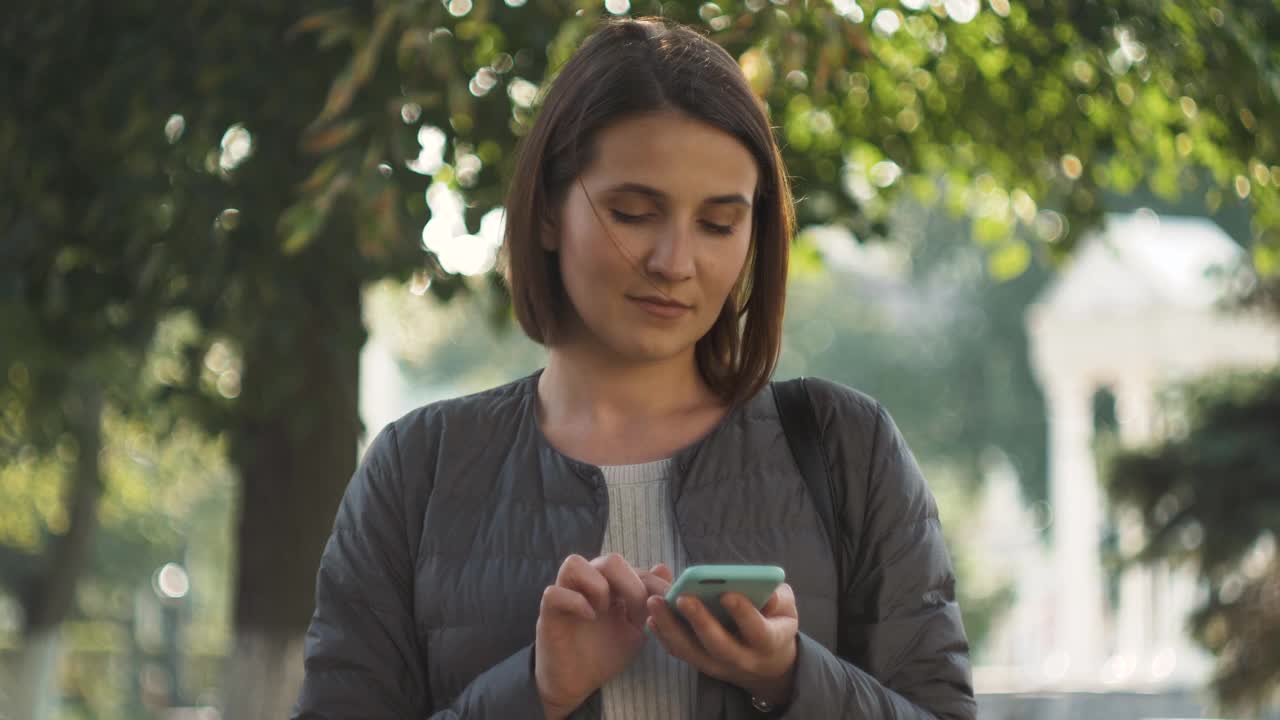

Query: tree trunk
223,264,365,720
15,384,105,720
222,631,309,720
12,625,61,720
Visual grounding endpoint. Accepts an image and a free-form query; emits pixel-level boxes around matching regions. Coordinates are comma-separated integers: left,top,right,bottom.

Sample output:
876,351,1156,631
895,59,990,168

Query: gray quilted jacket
293,372,975,719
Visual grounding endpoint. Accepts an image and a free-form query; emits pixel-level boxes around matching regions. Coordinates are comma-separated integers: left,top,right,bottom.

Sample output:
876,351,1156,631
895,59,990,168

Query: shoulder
789,377,931,512
787,376,895,459
345,375,538,533
794,376,885,429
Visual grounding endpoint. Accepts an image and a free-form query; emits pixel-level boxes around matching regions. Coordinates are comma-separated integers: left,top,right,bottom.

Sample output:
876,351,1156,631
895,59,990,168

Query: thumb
761,583,797,619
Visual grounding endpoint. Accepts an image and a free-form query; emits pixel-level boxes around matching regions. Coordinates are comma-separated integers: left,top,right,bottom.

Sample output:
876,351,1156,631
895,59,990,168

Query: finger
674,594,754,670
650,563,674,583
646,596,723,676
760,583,799,620
541,585,596,621
720,592,771,649
640,574,670,598
592,554,649,626
556,554,611,615
640,567,672,598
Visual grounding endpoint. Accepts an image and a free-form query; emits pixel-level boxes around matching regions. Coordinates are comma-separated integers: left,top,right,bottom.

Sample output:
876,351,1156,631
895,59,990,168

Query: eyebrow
602,182,753,208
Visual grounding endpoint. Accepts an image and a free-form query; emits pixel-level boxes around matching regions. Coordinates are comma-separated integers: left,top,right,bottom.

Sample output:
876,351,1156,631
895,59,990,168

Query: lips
628,294,692,319
630,294,691,309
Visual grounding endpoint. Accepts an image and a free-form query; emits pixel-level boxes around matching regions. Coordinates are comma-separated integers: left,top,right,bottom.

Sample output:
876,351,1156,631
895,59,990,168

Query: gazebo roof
1034,212,1245,318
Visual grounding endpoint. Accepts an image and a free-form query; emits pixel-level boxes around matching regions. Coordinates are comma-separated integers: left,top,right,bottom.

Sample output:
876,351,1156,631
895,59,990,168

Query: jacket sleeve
292,422,546,719
781,400,976,720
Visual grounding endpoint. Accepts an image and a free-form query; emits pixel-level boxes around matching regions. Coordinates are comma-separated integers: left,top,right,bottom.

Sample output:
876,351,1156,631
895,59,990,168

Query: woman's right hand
535,554,673,719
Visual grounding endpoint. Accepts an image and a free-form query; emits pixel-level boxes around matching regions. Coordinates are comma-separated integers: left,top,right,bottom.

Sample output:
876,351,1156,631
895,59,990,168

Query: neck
538,343,718,431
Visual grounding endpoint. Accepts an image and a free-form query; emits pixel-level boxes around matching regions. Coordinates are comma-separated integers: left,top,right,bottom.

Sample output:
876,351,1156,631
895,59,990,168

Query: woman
294,17,975,720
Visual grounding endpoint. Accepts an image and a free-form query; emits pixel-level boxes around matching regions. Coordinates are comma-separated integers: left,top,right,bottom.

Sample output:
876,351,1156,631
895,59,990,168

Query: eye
609,209,650,224
700,220,735,236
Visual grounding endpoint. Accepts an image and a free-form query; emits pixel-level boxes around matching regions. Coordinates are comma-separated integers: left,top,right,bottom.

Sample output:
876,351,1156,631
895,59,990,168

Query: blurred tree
780,204,1051,503
2,4,360,716
0,293,137,718
295,0,1280,263
5,0,1280,715
1106,371,1280,713
0,309,233,718
0,404,234,720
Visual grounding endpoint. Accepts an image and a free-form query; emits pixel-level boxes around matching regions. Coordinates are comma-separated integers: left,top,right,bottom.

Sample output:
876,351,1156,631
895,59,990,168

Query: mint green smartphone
664,564,785,635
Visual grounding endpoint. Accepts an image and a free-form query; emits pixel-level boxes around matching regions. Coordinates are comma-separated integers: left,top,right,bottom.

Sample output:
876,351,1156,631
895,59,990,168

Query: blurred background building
978,213,1280,718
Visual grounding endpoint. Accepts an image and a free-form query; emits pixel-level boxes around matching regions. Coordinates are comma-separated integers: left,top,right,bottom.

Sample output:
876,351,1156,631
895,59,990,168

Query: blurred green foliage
0,314,235,718
782,203,1050,503
289,0,1280,271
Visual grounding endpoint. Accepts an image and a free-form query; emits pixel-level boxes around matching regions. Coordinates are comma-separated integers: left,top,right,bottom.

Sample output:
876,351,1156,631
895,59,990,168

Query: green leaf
278,204,327,256
789,232,825,278
987,241,1031,281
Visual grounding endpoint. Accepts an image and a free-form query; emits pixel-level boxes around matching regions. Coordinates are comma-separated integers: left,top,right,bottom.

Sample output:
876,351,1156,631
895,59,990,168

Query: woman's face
547,111,758,368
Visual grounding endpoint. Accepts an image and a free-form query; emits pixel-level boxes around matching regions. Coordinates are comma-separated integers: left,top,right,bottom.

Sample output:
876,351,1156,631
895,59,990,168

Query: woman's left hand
645,584,800,707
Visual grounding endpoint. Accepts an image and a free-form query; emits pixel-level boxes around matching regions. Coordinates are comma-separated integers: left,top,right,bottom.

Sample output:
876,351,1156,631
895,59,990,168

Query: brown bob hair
501,17,795,406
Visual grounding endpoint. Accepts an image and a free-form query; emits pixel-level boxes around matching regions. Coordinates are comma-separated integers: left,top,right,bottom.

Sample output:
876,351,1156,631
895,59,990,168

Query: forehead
583,111,759,201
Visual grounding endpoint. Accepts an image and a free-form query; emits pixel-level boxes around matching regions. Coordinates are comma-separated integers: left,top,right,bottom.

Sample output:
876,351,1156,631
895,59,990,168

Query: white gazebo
1023,211,1280,690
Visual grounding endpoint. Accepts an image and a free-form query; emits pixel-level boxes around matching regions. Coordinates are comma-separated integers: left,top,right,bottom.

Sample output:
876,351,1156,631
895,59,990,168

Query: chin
607,335,696,365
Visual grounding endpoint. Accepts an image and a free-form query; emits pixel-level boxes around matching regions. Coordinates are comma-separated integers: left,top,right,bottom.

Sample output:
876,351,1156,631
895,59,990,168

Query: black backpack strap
768,379,839,558
772,378,845,650
773,378,839,556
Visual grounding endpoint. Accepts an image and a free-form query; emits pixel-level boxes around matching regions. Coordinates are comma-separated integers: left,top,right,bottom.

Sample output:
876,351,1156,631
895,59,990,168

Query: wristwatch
750,695,778,714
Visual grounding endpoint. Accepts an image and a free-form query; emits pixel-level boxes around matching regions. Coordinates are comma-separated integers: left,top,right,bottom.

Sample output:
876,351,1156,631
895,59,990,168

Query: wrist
533,655,584,719
536,679,583,720
537,679,595,720
746,641,798,707
747,672,794,708
540,691,585,720
538,688,585,720
540,700,569,720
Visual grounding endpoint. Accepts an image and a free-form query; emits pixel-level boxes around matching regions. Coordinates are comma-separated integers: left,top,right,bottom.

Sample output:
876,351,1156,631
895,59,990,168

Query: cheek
710,239,752,296
558,226,633,308
563,238,621,285
563,219,643,282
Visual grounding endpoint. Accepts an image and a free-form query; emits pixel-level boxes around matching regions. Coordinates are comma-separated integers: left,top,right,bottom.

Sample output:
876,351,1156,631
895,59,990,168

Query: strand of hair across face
575,176,677,303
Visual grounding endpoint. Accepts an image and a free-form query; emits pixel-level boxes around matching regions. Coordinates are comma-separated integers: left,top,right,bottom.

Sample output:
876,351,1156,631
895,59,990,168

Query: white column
1115,375,1206,686
1113,376,1157,683
1045,375,1106,684
1112,509,1149,683
1164,563,1208,684
1115,375,1157,446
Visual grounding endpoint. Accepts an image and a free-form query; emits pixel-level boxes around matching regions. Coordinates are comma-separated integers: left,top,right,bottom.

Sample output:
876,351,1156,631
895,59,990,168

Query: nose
644,219,696,282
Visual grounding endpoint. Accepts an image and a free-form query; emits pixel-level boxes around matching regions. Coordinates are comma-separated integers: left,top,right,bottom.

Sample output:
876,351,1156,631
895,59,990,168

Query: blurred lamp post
151,562,191,709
